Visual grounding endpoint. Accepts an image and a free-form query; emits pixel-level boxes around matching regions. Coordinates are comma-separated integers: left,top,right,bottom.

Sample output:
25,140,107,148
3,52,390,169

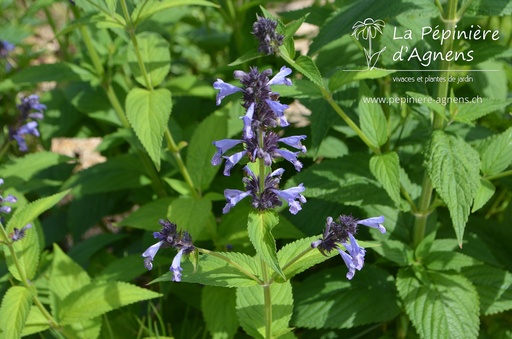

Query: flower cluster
312,215,386,280
8,95,46,152
142,220,194,282
252,16,284,55
0,178,32,242
212,66,307,215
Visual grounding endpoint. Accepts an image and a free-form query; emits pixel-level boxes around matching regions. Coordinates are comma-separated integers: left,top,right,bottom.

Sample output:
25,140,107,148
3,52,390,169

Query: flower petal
358,215,386,233
267,66,292,86
213,79,242,105
242,103,255,138
337,248,356,280
278,135,307,152
142,241,164,270
223,150,247,176
265,99,289,127
170,249,184,282
211,139,244,166
274,149,303,171
223,189,252,214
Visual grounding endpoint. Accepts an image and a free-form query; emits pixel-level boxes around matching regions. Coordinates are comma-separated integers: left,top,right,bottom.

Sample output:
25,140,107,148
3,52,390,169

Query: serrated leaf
152,252,259,288
119,198,174,230
426,131,480,245
228,49,263,66
202,286,238,339
406,91,446,117
423,251,480,271
396,268,479,339
21,306,49,337
127,32,170,88
58,281,161,325
167,197,211,240
5,190,69,281
453,98,512,125
292,266,400,329
0,286,33,338
236,281,294,338
370,152,401,207
186,110,228,190
132,0,218,24
276,236,337,282
11,63,94,83
479,127,512,176
288,55,323,88
284,13,309,39
370,239,413,266
462,265,512,315
126,88,172,170
465,0,512,15
49,244,91,319
329,69,395,92
359,83,388,147
248,211,284,279
472,178,495,212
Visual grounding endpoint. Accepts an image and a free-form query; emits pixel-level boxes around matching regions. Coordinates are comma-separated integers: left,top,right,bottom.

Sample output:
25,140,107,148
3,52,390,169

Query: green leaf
276,236,337,281
472,178,495,212
202,286,238,339
0,286,33,339
119,198,174,230
426,131,480,245
0,152,71,188
406,91,446,117
283,13,309,40
248,211,284,279
396,268,479,339
187,110,228,190
370,239,413,266
465,0,512,15
93,12,126,29
152,252,259,288
106,0,117,13
462,265,512,315
21,306,49,337
287,155,393,207
423,251,480,271
11,63,94,83
236,281,294,338
291,55,323,88
453,98,512,125
125,88,172,170
132,0,218,24
359,83,388,147
164,178,192,195
369,152,401,207
58,281,161,325
479,127,512,176
292,266,400,329
228,49,263,66
5,190,69,281
167,197,212,240
127,32,170,88
329,69,395,92
62,154,151,196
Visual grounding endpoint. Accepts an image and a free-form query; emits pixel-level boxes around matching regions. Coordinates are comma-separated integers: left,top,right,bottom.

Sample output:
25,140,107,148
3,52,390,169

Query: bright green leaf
465,0,512,15
126,88,172,170
5,190,69,281
167,197,211,240
472,178,495,212
202,286,238,339
359,83,388,147
0,286,33,339
453,98,512,125
329,68,395,92
426,131,480,245
119,198,173,230
58,281,161,325
291,55,324,88
479,127,512,176
236,281,294,338
423,251,480,271
370,152,401,207
186,110,228,190
406,91,446,118
248,211,284,279
127,32,170,88
132,0,218,24
228,49,263,66
21,306,49,337
370,239,413,266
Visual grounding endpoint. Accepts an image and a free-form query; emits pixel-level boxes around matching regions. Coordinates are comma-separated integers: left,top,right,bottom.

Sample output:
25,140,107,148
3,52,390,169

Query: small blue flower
18,95,46,119
211,139,244,166
223,151,248,176
265,99,289,127
278,135,307,153
271,183,307,215
343,233,365,270
336,248,356,280
274,148,303,171
171,249,185,282
358,216,386,233
222,189,252,213
213,79,242,105
142,241,164,270
0,179,17,214
267,66,292,86
0,40,14,58
242,103,255,138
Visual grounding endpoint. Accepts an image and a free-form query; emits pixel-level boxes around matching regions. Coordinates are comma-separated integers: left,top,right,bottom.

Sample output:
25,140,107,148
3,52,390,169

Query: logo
352,18,386,70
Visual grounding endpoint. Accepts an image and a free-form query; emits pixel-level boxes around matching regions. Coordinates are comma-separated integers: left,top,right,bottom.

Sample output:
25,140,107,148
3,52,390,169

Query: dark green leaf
472,178,495,212
202,286,238,339
132,0,218,24
11,63,94,83
228,49,263,66
119,198,174,230
168,197,212,240
370,152,402,207
370,239,413,266
465,0,512,15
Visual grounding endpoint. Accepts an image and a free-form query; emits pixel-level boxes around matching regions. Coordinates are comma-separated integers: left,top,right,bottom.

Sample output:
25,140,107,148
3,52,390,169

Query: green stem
0,142,11,161
485,169,512,181
164,130,199,198
413,0,458,248
269,246,313,284
197,248,264,284
261,260,272,339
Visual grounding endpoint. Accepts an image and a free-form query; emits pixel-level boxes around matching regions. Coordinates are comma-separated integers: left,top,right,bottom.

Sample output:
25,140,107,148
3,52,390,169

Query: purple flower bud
242,103,255,139
170,249,184,282
11,224,32,241
279,135,307,153
213,79,242,105
0,206,12,214
0,40,14,58
251,16,284,55
142,241,164,270
358,216,386,233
